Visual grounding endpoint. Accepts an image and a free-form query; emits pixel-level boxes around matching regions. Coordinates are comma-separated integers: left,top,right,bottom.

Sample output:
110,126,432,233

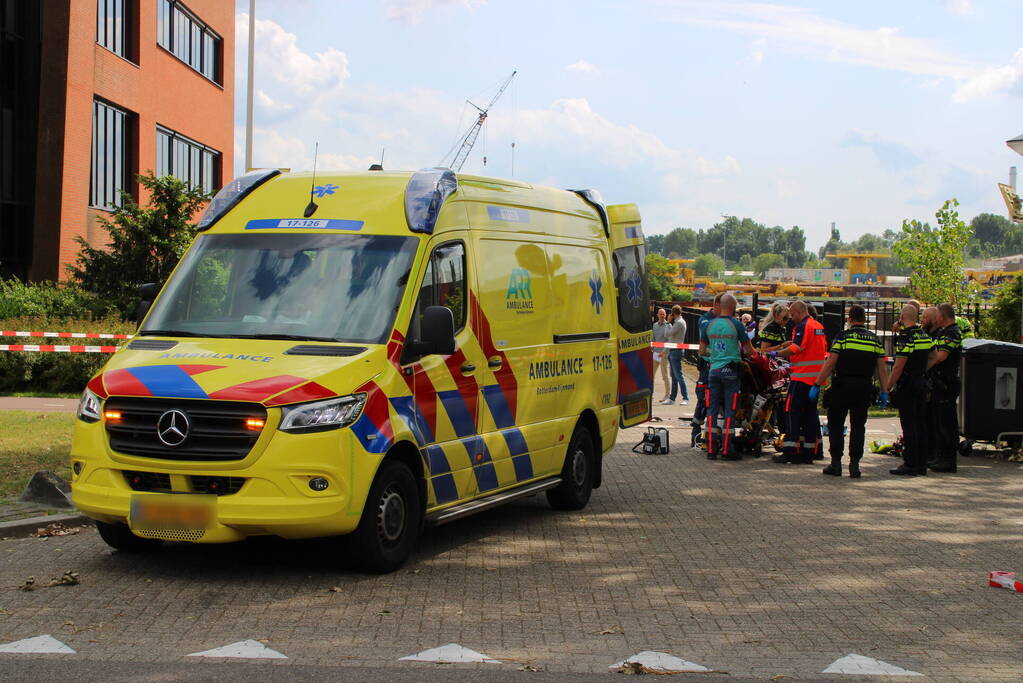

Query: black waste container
958,338,1023,441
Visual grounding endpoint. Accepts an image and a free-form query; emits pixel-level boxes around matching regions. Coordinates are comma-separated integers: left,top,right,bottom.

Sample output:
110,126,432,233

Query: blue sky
233,0,1023,250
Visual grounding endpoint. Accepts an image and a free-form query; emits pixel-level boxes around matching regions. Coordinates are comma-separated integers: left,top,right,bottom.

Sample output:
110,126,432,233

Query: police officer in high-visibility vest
925,303,963,473
699,293,753,460
809,304,889,478
691,293,723,448
768,300,828,463
885,303,933,476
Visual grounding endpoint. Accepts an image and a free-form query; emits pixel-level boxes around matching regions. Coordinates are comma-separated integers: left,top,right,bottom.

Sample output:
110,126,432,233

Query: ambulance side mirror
135,283,159,323
412,305,456,356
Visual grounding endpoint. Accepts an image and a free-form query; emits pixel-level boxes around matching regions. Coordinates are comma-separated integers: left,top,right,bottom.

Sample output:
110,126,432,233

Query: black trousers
693,360,709,425
826,376,871,464
896,378,929,473
928,388,960,464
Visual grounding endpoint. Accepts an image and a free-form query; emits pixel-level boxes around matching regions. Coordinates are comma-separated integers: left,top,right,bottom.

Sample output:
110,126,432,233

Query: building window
156,127,220,193
91,100,132,210
157,0,221,84
96,0,131,59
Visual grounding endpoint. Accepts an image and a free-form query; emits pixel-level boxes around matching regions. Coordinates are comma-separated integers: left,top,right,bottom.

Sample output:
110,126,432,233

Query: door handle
461,362,476,375
487,357,503,369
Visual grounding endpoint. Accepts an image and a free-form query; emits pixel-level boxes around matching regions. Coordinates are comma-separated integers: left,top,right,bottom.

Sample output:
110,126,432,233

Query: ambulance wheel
351,460,422,574
547,426,595,511
95,521,163,552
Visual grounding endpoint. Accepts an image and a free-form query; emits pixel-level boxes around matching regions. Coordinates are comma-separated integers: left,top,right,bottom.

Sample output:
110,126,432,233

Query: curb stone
0,513,92,538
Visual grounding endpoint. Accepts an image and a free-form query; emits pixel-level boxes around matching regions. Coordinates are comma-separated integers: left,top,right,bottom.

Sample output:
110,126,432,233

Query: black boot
822,458,842,476
848,458,862,478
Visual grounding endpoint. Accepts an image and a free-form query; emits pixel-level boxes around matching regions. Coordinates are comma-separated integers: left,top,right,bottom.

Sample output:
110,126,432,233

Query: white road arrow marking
187,639,287,659
400,643,500,663
822,653,923,676
611,651,709,672
0,634,76,654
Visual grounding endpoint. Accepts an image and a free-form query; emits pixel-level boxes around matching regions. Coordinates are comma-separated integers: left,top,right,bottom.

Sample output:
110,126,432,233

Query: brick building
0,0,234,281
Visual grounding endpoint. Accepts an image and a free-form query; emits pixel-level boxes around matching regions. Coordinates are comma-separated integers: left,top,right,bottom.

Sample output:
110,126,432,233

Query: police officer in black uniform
809,305,889,478
925,303,963,473
885,303,933,476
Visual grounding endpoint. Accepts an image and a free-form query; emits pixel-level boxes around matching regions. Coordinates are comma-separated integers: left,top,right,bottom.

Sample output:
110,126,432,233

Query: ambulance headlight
77,388,102,423
279,394,367,433
196,168,281,231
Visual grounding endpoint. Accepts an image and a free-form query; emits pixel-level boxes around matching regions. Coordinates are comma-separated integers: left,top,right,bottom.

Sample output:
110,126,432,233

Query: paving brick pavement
0,415,1021,680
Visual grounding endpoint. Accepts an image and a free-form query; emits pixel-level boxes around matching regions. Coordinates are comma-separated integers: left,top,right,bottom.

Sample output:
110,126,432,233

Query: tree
645,253,692,302
984,276,1022,342
68,172,211,319
752,252,786,277
646,253,678,301
891,199,973,306
693,253,724,276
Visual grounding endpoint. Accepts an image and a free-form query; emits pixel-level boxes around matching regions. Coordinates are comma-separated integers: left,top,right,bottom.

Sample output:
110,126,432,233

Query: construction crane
442,71,516,172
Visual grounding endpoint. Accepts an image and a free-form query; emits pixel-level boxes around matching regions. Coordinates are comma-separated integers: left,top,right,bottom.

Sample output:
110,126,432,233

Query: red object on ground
989,571,1023,592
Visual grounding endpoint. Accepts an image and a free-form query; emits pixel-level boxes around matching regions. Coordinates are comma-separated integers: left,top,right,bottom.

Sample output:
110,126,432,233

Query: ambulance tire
95,521,164,552
547,425,595,511
351,460,422,574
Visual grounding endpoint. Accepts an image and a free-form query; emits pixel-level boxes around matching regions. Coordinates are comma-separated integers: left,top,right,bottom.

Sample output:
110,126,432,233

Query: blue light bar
405,168,458,234
196,168,281,231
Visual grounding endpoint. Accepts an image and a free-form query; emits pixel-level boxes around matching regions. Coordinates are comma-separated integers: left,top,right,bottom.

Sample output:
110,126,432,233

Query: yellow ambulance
71,168,651,572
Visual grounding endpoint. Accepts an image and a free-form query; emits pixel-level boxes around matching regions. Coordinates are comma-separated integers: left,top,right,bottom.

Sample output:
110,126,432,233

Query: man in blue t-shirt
691,293,722,448
699,293,753,460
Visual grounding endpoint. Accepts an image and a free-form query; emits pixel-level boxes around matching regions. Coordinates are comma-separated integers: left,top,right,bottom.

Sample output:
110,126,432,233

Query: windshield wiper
235,333,341,343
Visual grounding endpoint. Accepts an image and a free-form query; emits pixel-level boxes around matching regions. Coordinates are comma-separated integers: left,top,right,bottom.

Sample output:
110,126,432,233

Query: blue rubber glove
879,391,889,408
766,351,778,359
808,385,820,401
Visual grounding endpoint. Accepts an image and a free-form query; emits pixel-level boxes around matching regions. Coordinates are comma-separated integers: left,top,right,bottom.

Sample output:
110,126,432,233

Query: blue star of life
589,270,604,314
312,183,339,198
625,270,643,307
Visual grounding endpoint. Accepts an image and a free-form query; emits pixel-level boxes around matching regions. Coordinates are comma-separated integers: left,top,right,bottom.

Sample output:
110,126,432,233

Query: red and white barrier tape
1,330,132,339
990,571,1023,593
651,341,700,350
0,344,119,354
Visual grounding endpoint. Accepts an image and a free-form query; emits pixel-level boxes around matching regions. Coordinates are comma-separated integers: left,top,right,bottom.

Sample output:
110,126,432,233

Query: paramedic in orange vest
767,301,827,464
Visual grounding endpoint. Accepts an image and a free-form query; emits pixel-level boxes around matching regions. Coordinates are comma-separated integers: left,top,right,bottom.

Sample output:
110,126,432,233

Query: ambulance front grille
105,398,266,461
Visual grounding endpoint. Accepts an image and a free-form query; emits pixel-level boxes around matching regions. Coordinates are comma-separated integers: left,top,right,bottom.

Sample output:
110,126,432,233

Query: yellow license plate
624,398,649,419
129,494,215,530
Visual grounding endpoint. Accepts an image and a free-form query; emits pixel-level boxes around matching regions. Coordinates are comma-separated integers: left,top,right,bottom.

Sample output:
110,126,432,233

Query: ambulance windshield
141,233,418,344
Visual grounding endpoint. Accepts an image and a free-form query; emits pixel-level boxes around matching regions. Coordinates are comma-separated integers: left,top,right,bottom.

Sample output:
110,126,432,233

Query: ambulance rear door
607,203,652,427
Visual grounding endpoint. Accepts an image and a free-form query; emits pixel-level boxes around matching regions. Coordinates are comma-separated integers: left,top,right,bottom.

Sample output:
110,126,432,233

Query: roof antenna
369,147,385,171
304,142,319,218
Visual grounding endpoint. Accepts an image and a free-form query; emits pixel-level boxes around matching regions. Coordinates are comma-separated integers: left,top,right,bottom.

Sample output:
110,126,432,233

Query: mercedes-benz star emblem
157,410,190,447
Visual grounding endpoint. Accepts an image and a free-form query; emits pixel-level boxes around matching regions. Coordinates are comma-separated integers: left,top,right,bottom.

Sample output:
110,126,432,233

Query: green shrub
0,279,110,320
0,316,134,395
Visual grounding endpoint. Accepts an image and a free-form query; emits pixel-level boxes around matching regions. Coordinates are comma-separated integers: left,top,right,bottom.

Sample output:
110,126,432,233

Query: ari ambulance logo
505,268,534,313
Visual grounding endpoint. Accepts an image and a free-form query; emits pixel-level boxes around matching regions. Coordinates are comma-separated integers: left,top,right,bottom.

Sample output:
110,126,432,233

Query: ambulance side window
612,244,648,334
409,241,466,348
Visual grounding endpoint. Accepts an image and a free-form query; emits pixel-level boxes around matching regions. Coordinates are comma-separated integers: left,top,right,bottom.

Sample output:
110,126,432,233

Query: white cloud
509,98,739,176
566,59,600,74
953,47,1023,102
384,0,487,24
659,1,981,80
943,0,974,16
237,13,349,97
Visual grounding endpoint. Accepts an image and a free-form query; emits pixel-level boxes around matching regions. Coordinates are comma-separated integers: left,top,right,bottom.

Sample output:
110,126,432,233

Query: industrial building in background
0,0,234,281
